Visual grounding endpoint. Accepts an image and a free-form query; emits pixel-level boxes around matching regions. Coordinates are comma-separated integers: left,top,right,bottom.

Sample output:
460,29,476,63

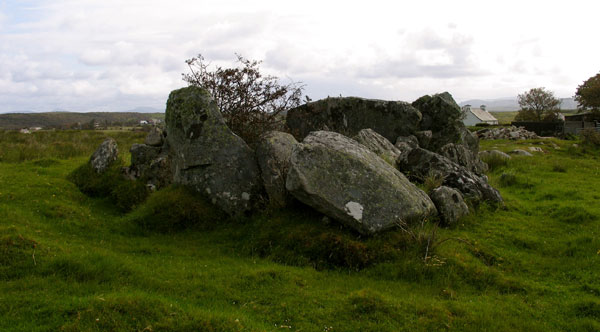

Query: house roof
469,108,497,122
564,112,599,122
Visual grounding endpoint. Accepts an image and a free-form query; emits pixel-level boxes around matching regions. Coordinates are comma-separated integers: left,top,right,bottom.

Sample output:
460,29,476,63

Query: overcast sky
1,0,598,112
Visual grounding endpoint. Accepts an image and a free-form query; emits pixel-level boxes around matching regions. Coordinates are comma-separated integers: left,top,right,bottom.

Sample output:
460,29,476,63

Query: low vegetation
1,130,600,331
68,160,149,212
0,112,164,130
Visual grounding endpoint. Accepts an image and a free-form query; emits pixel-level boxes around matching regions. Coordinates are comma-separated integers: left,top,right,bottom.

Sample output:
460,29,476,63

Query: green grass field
490,110,580,125
1,130,600,331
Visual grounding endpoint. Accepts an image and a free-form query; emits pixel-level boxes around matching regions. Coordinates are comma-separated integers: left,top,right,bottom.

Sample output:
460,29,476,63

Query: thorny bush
183,54,304,147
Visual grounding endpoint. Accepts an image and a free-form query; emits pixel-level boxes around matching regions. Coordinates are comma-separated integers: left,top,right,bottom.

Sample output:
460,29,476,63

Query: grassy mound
68,160,148,212
5,130,600,331
128,186,226,233
0,230,40,280
225,205,440,271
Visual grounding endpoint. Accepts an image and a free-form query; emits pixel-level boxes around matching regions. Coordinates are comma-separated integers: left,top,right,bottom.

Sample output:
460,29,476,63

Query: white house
462,105,498,126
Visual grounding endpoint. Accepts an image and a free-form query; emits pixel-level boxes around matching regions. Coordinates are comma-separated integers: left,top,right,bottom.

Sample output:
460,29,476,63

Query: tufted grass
1,130,600,331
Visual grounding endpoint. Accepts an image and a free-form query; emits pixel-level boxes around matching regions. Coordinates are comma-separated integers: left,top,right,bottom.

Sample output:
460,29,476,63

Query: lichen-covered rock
399,147,503,204
131,144,161,169
508,149,533,156
440,143,488,175
286,131,437,235
394,135,419,162
395,135,419,149
353,129,401,166
459,127,480,154
430,186,469,225
412,92,465,152
90,138,118,173
479,150,511,161
144,126,165,147
255,131,298,208
166,86,262,218
415,130,433,149
476,126,538,140
128,143,172,190
286,97,422,143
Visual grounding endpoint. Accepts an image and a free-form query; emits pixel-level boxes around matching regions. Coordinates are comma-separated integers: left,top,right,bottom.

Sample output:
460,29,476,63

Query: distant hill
125,107,164,113
459,97,579,112
0,112,165,130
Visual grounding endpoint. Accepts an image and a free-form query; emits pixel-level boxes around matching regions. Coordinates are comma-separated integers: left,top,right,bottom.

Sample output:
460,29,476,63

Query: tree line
515,73,600,122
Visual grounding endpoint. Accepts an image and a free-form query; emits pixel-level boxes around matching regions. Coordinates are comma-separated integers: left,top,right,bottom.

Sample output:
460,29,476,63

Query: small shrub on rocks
183,53,304,147
422,171,445,194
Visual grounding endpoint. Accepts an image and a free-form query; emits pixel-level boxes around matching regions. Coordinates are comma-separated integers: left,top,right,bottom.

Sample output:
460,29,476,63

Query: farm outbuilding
563,112,600,134
462,105,498,126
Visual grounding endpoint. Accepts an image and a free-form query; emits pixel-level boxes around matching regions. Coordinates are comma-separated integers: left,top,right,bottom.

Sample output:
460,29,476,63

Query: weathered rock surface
508,149,533,156
459,127,480,154
395,135,419,149
399,147,503,204
90,138,119,173
430,186,469,225
166,86,262,218
354,129,402,166
128,143,172,190
479,150,511,161
414,130,433,149
394,135,419,162
286,97,422,143
476,126,538,140
286,131,437,235
528,146,544,153
412,92,464,152
130,144,161,171
255,131,298,208
144,126,165,147
440,143,488,175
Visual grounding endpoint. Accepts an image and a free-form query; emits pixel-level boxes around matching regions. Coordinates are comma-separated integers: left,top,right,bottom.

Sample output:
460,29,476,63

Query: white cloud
0,0,599,112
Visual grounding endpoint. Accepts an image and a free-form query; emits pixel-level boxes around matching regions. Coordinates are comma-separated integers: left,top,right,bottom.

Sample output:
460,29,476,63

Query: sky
0,0,598,112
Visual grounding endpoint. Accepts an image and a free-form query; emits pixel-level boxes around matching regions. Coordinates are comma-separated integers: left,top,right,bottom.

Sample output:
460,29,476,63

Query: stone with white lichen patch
344,202,364,222
286,131,437,235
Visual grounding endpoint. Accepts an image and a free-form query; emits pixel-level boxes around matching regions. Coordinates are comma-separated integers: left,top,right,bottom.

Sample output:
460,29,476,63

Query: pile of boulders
476,126,538,140
90,87,504,235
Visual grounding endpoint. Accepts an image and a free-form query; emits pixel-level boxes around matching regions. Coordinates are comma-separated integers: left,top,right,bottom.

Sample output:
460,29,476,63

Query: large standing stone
286,97,422,143
412,92,465,152
399,147,503,204
255,131,298,208
165,86,262,218
353,128,402,166
286,131,437,235
440,143,488,175
90,138,119,173
430,186,470,225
